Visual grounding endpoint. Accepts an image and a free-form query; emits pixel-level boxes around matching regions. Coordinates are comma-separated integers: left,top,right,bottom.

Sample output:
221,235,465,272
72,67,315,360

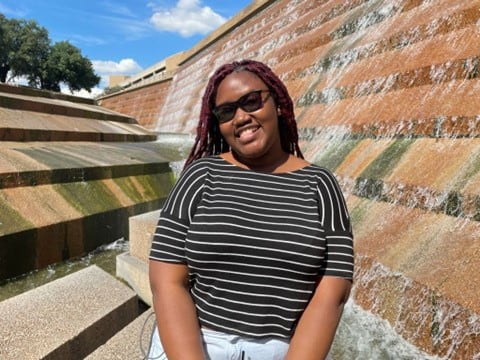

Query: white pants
148,326,290,360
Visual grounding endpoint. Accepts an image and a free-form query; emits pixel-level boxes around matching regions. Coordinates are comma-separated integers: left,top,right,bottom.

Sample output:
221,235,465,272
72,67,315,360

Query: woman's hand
285,276,351,360
149,260,206,360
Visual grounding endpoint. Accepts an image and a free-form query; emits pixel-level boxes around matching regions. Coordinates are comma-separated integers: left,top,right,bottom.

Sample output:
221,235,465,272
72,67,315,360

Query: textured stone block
86,309,156,360
0,265,138,360
117,252,152,306
129,210,160,263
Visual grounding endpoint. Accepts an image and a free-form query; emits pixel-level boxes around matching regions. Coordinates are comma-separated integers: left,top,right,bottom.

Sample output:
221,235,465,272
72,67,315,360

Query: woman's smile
236,125,260,143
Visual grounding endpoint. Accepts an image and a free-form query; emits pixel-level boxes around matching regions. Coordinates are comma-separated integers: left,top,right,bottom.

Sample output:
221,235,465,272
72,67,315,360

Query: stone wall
100,0,480,357
98,79,172,130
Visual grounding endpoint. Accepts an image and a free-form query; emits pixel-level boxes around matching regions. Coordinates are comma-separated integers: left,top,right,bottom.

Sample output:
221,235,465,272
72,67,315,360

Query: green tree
0,14,17,82
0,14,100,92
14,19,50,86
40,41,100,92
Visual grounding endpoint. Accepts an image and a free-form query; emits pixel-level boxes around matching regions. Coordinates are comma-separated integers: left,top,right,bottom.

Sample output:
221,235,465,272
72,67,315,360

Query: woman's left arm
285,276,351,360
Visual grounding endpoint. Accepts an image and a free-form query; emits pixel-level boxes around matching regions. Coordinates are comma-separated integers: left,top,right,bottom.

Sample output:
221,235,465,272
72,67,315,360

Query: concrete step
0,91,135,124
86,308,157,360
0,107,156,142
0,265,139,360
0,142,177,189
117,210,160,306
0,83,95,105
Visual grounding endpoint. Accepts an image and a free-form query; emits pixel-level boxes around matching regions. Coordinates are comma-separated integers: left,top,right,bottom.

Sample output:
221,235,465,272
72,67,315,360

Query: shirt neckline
214,155,314,175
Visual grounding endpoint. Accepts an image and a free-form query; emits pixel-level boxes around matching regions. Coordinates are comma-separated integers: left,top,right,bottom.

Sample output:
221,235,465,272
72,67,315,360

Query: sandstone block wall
99,79,172,130
100,0,480,357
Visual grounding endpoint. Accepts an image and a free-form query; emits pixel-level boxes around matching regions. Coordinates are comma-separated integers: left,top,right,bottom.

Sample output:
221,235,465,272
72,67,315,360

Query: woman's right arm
149,260,205,360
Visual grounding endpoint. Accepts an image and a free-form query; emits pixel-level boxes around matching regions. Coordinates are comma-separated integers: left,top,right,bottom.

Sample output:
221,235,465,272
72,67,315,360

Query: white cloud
92,58,142,75
66,87,104,99
149,0,226,37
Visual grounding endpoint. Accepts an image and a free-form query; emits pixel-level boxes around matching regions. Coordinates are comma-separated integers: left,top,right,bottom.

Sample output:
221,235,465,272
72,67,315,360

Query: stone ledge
0,141,182,188
0,162,171,189
0,128,157,142
0,265,139,360
0,83,95,105
86,308,156,360
129,210,160,263
115,210,161,307
117,252,152,306
0,92,135,123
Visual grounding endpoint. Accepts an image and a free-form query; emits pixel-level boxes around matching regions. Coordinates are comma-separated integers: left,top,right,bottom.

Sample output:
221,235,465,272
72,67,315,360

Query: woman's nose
232,107,251,125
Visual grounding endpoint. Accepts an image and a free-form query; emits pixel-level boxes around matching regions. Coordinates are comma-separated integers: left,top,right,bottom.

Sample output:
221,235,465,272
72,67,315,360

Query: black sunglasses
212,89,271,123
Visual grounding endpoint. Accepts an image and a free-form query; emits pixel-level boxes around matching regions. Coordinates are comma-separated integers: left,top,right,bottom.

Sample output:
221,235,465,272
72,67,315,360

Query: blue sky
0,0,252,96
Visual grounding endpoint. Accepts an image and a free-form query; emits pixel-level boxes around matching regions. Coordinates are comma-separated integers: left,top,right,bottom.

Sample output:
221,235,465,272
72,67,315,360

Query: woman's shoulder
300,162,342,183
180,155,225,176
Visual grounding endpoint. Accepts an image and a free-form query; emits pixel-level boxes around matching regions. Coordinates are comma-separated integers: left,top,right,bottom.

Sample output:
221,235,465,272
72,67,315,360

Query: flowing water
332,300,443,360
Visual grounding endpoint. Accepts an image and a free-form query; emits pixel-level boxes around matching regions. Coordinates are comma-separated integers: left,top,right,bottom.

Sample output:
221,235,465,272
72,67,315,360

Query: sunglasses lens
214,106,235,123
213,90,268,123
241,91,263,112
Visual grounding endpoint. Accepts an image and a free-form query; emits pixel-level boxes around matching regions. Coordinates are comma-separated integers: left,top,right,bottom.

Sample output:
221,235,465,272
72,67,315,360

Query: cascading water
332,300,444,360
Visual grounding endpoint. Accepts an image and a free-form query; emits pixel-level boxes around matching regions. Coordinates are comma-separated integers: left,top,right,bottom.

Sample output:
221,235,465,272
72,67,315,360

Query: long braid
184,60,303,169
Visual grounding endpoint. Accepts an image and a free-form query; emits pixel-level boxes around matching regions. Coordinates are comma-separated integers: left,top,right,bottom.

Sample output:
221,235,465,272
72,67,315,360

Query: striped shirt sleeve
316,168,354,280
149,160,207,263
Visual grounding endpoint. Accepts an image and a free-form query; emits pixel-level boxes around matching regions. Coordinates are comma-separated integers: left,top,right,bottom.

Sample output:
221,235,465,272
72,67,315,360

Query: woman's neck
224,151,291,173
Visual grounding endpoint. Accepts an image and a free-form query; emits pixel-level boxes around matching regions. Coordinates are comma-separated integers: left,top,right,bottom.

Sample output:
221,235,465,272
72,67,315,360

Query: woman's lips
237,126,260,143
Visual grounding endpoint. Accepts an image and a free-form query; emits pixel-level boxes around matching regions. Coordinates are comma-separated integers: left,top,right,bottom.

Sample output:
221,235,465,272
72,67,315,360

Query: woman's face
214,71,283,161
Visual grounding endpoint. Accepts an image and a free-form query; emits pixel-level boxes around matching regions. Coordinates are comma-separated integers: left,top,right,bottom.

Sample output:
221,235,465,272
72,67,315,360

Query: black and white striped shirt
150,156,353,338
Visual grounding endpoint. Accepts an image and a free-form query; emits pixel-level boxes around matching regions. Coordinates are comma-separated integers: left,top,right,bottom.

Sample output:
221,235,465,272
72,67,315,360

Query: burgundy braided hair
183,59,303,169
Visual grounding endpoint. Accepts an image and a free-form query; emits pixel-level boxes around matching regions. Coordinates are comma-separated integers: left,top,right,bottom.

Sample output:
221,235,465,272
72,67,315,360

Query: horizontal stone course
0,163,170,189
0,91,135,123
0,265,139,360
0,141,180,177
0,107,156,142
0,83,95,105
298,79,480,131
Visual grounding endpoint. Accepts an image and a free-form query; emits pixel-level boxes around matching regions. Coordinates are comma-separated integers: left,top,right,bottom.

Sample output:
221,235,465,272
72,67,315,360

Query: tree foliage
40,41,100,92
0,13,100,92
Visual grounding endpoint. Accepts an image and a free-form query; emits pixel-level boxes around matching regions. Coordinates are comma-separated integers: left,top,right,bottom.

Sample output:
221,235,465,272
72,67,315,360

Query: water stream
332,300,442,360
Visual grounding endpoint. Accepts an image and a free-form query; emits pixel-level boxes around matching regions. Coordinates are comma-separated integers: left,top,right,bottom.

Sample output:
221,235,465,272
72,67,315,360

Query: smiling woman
148,60,354,360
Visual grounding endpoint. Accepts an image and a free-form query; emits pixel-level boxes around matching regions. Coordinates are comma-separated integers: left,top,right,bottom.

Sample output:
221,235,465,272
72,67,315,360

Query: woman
149,60,353,360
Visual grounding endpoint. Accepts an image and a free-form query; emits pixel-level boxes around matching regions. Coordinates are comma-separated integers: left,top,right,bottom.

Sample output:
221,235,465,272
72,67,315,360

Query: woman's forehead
216,71,266,103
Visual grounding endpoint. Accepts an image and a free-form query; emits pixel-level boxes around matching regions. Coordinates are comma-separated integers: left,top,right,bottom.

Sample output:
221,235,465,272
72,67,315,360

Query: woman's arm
149,260,205,360
285,276,351,360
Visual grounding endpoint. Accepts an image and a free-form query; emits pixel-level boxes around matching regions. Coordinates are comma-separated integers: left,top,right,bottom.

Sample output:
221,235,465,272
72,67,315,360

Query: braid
184,60,303,169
